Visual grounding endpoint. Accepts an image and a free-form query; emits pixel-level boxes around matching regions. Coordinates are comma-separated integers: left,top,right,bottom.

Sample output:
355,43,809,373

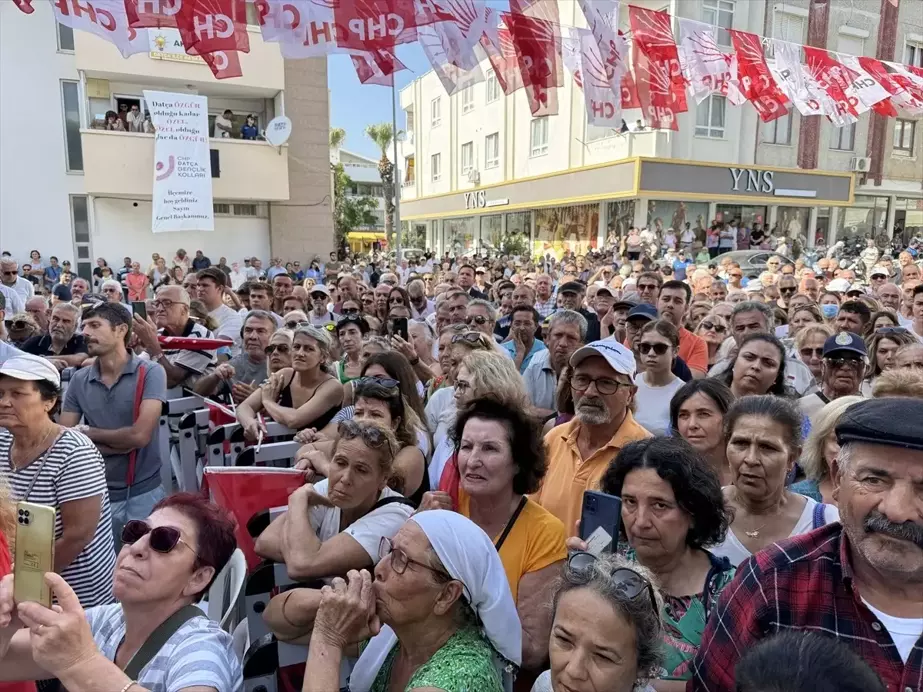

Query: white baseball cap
826,278,851,293
310,284,331,297
570,339,637,378
0,354,61,387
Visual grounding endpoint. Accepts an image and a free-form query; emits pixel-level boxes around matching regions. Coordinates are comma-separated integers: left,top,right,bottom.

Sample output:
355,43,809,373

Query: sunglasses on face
699,321,726,333
266,343,291,355
121,519,196,555
5,320,29,330
780,287,797,295
466,315,489,326
638,342,670,355
827,356,863,370
342,308,360,316
800,347,824,359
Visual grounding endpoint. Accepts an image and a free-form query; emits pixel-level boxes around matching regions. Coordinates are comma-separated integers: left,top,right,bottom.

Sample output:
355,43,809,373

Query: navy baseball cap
626,304,658,322
823,331,867,358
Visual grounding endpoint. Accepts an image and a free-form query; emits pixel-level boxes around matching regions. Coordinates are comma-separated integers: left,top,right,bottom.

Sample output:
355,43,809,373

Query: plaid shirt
690,523,923,692
535,296,557,319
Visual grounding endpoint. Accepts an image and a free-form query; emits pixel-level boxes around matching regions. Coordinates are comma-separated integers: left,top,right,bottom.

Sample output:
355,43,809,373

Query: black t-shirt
22,333,88,356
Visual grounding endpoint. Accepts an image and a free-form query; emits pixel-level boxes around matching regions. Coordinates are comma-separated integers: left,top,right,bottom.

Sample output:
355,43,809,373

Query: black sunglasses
699,321,726,333
266,343,291,355
121,519,196,555
877,326,909,335
638,342,670,355
567,552,658,612
451,332,484,345
342,308,361,316
338,419,388,447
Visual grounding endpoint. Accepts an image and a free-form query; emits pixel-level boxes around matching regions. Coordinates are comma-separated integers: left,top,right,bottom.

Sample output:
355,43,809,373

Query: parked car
713,250,794,278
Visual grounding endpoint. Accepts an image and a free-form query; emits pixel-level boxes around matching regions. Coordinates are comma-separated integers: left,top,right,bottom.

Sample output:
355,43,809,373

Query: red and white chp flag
729,29,788,122
803,47,860,123
12,0,35,14
201,48,243,79
577,0,626,99
176,0,250,56
505,11,563,116
629,6,687,114
859,58,923,115
350,48,407,86
481,10,524,95
418,21,484,96
125,0,182,28
676,18,739,104
563,28,622,128
332,0,453,52
52,0,148,57
835,53,894,117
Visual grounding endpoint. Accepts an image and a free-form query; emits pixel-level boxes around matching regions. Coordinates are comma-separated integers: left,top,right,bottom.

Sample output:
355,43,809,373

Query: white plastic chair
205,548,247,630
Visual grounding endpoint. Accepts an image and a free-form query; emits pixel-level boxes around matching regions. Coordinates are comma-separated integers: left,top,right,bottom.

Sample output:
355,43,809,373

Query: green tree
329,127,346,150
364,122,398,247
332,163,379,247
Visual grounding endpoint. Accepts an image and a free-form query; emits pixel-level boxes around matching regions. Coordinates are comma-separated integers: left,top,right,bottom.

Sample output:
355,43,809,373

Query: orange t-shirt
458,491,566,602
678,327,708,374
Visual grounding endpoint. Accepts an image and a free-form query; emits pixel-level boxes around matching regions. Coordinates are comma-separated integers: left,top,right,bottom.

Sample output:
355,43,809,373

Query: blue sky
327,46,430,160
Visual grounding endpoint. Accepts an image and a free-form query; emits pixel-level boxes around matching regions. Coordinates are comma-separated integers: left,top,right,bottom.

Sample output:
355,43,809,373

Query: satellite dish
265,116,292,147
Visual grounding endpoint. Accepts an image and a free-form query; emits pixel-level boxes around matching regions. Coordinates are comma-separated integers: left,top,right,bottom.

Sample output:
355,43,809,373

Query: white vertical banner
144,90,214,232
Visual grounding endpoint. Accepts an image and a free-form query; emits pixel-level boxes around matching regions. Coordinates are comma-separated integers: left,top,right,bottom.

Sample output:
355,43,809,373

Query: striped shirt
86,603,243,691
0,429,116,607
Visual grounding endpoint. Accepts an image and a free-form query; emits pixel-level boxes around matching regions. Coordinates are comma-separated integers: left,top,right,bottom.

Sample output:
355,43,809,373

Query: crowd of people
0,236,921,692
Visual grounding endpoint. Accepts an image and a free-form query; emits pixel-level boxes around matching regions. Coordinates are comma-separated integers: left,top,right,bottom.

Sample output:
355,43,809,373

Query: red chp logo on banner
803,47,860,121
729,29,789,122
177,0,250,55
332,0,454,51
125,0,182,28
504,11,563,116
628,6,687,129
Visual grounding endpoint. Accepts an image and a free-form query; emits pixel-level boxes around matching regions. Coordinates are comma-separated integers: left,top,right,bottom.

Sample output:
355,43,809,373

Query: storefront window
479,214,503,252
534,203,599,260
443,216,478,255
814,207,831,249
716,204,767,231
775,206,811,241
894,197,923,247
606,200,636,245
505,211,532,258
836,195,889,243
647,200,709,240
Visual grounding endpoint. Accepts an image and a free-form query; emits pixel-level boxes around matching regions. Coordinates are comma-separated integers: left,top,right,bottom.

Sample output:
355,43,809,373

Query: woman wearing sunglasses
563,437,730,689
266,328,294,375
794,323,834,385
237,325,343,439
694,314,729,371
632,321,684,436
304,511,520,692
532,551,664,692
259,421,415,638
0,493,242,691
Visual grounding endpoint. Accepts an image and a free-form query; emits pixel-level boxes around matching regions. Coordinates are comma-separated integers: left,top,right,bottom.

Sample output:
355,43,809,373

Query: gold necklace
744,520,771,539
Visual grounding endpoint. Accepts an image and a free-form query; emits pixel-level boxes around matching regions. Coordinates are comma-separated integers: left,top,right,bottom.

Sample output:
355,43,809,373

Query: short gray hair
51,301,80,318
553,553,664,686
466,299,497,322
731,300,775,331
801,396,863,481
101,279,123,293
243,309,278,332
547,309,588,341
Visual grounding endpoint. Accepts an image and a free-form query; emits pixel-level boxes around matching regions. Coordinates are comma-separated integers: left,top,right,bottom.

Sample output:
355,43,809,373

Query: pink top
125,272,149,301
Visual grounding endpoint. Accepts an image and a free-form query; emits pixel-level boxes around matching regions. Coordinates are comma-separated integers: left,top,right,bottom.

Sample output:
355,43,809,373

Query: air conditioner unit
850,157,872,173
467,169,481,184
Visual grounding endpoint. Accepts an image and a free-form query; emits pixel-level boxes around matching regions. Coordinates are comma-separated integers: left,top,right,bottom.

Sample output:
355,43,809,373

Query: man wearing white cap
308,284,340,328
536,340,651,535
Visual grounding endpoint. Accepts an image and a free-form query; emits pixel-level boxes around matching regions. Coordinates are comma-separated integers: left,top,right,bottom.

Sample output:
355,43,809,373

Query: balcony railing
81,129,289,201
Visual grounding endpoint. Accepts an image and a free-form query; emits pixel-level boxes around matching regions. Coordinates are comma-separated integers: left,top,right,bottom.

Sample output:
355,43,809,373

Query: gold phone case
14,502,56,608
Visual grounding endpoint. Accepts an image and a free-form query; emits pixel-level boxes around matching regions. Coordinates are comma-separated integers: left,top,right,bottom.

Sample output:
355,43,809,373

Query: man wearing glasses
537,340,651,535
195,310,277,403
131,285,217,390
798,333,867,425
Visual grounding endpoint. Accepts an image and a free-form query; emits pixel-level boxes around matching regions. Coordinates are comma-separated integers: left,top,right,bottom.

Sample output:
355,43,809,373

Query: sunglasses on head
638,342,670,355
266,343,290,355
567,552,658,611
877,326,909,335
355,375,400,389
451,332,484,345
121,519,196,555
286,320,309,329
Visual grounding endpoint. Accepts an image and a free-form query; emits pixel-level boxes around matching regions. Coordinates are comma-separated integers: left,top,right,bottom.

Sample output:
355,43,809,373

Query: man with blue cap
799,331,868,425
692,397,923,691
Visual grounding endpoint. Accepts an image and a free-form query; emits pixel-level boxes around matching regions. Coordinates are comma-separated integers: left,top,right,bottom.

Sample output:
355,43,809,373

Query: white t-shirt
424,386,456,489
710,497,840,567
632,373,684,436
209,303,243,354
861,598,923,663
86,603,243,691
310,479,414,562
213,113,233,138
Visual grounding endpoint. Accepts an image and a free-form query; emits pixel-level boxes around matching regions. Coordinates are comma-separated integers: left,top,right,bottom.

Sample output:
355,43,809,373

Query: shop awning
347,231,385,241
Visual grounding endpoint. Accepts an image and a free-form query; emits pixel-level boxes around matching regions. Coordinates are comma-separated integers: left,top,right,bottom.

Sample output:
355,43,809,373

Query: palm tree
365,123,396,247
329,127,346,151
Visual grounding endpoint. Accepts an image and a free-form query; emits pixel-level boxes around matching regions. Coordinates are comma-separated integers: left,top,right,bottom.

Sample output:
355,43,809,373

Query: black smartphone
390,317,409,341
132,301,148,320
579,490,622,555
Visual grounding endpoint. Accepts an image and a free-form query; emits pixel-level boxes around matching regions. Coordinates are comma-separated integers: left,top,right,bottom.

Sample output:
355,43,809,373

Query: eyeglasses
566,552,658,612
265,343,290,355
285,320,309,329
379,537,451,579
121,520,196,556
826,356,863,370
451,332,484,345
466,315,489,326
800,347,824,359
338,419,388,447
342,308,360,316
151,299,178,310
571,373,631,395
638,342,670,355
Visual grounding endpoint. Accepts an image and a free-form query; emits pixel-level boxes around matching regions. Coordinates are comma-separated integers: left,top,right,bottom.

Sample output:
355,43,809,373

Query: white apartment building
0,2,333,283
398,0,923,259
335,149,388,249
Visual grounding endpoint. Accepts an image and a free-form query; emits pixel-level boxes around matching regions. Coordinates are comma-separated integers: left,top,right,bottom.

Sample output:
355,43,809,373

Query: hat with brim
836,398,923,451
570,339,636,378
0,354,61,387
823,331,867,358
626,303,658,322
558,281,585,294
310,285,331,297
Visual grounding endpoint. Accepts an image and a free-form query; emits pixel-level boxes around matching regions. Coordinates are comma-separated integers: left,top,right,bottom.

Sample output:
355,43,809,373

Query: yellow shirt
535,413,652,536
458,492,566,602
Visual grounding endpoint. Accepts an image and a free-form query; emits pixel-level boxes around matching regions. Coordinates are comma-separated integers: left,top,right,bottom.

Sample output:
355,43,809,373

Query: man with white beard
535,340,652,535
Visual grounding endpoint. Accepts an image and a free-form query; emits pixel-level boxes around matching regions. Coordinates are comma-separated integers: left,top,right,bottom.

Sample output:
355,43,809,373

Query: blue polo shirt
63,355,167,502
501,338,546,373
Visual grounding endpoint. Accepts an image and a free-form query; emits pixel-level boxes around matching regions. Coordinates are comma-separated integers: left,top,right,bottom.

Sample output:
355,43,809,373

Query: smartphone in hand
579,490,622,556
14,502,56,608
132,301,148,321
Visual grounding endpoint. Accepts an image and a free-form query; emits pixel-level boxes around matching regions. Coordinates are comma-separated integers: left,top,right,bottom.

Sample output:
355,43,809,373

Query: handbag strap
122,605,203,679
125,363,147,488
494,496,528,552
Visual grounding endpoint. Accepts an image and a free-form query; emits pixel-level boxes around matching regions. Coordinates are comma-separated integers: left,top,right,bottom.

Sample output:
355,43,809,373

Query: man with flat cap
691,397,923,691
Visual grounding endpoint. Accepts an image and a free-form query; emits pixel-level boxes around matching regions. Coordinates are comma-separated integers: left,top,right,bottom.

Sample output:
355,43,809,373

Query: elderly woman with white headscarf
304,510,521,692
